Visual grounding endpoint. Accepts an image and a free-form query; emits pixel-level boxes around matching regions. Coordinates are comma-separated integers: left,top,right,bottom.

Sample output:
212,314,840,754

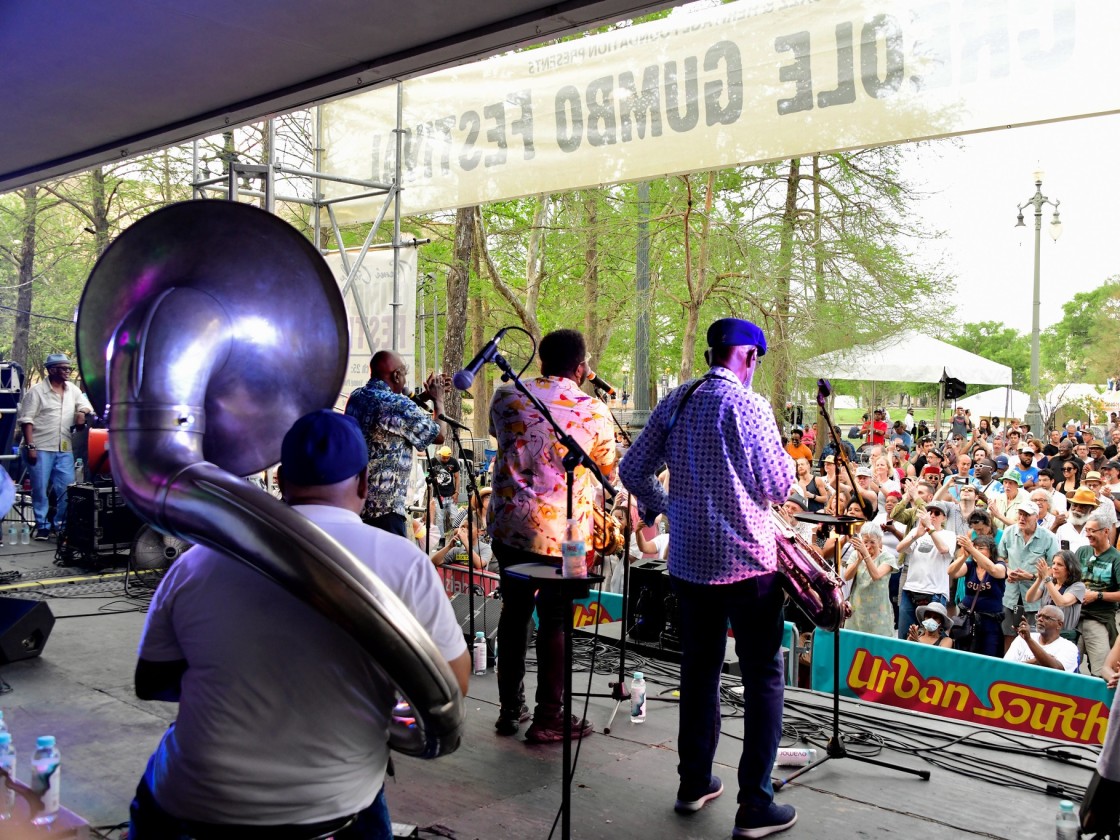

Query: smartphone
1061,540,1070,551
955,477,967,484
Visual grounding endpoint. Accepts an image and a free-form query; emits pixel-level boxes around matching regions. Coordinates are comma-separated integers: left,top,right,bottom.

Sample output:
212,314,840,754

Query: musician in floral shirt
488,329,615,743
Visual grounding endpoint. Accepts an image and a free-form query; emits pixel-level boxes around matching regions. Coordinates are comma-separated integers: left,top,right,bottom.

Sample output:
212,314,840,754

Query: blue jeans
896,590,947,640
27,450,73,531
674,571,785,810
129,772,392,839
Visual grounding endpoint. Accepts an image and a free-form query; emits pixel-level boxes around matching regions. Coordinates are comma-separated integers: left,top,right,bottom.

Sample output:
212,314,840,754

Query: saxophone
76,200,463,758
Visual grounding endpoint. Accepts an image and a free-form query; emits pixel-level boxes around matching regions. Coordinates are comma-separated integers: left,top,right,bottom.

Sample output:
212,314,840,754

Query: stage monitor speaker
449,592,500,666
941,374,967,401
0,597,54,665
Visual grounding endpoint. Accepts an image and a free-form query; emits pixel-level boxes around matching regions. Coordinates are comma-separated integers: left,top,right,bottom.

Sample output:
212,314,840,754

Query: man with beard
1077,512,1120,675
1054,487,1098,553
1087,441,1110,475
1012,444,1040,489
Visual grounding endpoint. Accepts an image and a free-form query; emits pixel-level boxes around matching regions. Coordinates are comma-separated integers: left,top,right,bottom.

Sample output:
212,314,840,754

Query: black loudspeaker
449,593,501,666
0,598,54,665
628,559,669,643
942,374,967,400
65,483,142,554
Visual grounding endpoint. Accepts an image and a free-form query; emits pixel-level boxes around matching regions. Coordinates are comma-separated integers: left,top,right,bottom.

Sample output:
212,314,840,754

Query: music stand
505,562,602,840
774,510,930,789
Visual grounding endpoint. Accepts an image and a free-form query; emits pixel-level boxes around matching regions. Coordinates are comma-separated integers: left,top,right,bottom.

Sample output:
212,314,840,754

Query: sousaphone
76,200,463,758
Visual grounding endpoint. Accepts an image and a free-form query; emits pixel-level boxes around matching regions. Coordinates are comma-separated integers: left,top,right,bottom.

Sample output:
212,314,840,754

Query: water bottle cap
0,733,10,745
475,631,485,639
1059,800,1075,811
36,736,54,748
633,671,644,680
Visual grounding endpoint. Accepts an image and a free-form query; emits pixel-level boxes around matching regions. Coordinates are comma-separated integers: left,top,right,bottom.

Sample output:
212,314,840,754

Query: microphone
453,328,507,391
586,369,616,397
816,378,832,409
438,413,471,432
410,389,432,408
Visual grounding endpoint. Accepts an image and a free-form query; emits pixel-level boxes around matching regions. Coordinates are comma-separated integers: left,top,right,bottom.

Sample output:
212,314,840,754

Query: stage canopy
800,331,1013,388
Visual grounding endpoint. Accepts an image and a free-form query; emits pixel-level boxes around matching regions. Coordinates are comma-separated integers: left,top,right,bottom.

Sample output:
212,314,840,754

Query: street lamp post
1015,169,1062,438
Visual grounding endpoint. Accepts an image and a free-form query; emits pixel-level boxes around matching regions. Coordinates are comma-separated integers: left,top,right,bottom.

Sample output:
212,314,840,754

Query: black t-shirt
1043,443,1060,456
429,458,460,499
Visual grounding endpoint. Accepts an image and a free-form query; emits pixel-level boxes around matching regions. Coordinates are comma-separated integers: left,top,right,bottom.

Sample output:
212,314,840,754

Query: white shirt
16,379,93,452
139,504,467,825
1054,521,1090,553
1003,632,1079,672
903,531,952,596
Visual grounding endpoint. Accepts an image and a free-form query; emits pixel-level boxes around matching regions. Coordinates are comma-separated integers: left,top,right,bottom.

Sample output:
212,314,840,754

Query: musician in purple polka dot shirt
620,317,797,838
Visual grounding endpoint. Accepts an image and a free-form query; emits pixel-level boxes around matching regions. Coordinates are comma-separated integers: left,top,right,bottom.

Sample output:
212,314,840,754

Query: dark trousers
674,571,785,810
129,773,392,839
966,613,1005,657
494,541,567,723
363,511,408,539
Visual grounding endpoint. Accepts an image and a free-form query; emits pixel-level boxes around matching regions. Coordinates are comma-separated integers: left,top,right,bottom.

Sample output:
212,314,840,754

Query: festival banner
321,0,1116,222
812,629,1115,745
323,247,418,410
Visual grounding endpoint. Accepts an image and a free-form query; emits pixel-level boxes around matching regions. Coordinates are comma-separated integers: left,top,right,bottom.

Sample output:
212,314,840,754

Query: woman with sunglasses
894,500,955,639
1025,549,1085,643
948,534,1007,656
1058,462,1081,501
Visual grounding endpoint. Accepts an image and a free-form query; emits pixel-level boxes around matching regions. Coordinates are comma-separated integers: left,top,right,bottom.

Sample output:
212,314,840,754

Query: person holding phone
1025,550,1085,642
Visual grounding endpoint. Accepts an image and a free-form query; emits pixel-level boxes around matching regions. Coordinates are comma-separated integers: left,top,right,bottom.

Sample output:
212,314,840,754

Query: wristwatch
1044,576,1054,584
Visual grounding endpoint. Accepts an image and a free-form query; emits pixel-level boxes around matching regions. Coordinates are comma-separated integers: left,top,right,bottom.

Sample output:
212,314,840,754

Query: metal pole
391,82,404,352
1017,172,1060,439
313,106,323,251
633,181,651,427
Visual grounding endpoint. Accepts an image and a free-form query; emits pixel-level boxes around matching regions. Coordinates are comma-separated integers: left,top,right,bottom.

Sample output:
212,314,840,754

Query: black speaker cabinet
0,598,54,665
628,559,669,643
66,483,142,554
449,593,501,666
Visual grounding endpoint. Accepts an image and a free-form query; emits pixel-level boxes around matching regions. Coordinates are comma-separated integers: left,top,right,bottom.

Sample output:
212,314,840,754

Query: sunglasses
928,509,945,517
1063,467,1076,472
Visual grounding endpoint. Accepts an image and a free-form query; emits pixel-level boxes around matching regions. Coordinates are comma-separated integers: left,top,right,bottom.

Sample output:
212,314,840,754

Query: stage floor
0,539,1101,839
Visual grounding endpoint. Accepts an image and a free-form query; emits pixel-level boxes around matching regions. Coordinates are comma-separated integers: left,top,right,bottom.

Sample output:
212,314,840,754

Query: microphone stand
775,392,929,791
446,420,480,644
490,350,616,840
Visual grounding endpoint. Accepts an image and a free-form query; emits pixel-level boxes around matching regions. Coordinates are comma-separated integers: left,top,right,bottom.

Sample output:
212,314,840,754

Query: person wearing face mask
906,601,954,648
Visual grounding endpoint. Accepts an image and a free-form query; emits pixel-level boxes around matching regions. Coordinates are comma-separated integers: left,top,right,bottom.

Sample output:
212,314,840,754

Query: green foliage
944,321,1031,393
1041,278,1120,382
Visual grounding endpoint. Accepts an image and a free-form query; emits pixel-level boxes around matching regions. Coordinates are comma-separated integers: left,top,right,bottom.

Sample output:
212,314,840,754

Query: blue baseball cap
706,318,767,355
280,410,368,486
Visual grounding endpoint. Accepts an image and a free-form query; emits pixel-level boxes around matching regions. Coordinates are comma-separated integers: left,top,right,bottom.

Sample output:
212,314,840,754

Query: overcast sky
903,112,1120,335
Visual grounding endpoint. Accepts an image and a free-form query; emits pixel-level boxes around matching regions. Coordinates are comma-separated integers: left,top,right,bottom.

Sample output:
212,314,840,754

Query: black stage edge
574,619,744,676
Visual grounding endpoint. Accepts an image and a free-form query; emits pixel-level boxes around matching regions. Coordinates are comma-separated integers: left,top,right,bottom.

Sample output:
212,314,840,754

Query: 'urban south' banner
321,0,1114,222
813,629,1115,745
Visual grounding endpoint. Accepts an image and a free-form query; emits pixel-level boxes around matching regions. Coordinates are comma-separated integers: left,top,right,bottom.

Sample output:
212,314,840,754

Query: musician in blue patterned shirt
345,350,446,537
620,317,796,840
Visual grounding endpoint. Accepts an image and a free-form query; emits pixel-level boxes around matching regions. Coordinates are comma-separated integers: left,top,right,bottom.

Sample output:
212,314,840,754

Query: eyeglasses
1063,467,1076,472
1035,614,1062,624
1084,527,1105,536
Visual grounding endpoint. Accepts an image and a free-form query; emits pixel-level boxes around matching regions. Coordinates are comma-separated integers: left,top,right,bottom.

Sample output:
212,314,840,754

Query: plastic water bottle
1056,799,1079,840
30,735,60,826
775,747,818,767
630,671,646,723
73,459,84,486
561,518,587,579
472,631,487,675
0,733,14,821
5,520,14,545
19,524,29,545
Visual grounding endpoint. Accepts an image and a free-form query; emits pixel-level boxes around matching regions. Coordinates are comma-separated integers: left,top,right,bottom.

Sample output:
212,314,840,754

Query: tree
945,321,1031,392
1041,279,1120,382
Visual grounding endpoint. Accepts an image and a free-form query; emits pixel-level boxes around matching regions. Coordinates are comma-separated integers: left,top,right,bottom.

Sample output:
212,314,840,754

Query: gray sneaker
733,802,797,838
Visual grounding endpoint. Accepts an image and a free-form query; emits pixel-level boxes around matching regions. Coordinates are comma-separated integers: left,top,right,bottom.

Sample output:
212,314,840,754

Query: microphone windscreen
452,370,474,391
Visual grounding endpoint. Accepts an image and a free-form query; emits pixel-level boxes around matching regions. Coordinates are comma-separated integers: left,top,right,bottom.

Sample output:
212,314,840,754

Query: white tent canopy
800,331,1013,387
956,387,1031,418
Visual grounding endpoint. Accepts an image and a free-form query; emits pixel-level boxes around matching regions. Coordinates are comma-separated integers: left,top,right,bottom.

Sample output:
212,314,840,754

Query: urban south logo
846,648,1109,745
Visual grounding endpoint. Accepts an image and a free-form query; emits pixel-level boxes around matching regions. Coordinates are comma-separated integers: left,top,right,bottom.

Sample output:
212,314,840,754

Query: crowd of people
772,406,1120,679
